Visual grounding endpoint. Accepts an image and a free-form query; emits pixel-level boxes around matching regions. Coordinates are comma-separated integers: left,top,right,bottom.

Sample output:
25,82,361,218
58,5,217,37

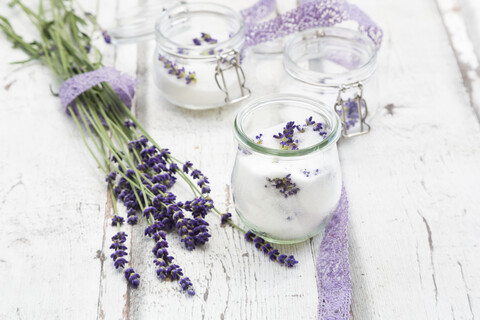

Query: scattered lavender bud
102,31,111,44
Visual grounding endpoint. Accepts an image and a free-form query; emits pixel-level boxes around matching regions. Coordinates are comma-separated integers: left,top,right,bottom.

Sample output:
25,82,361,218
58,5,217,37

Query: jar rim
155,2,245,60
234,94,341,157
283,27,377,87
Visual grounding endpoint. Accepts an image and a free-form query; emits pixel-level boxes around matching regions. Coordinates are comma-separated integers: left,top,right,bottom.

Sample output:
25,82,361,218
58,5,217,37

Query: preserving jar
231,94,342,244
280,27,378,137
154,2,250,109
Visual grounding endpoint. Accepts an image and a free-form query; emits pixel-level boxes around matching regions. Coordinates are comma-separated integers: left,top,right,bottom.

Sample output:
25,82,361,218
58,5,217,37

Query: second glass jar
154,2,250,109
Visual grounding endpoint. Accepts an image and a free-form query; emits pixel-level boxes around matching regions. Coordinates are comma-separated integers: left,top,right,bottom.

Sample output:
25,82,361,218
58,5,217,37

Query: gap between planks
434,0,480,122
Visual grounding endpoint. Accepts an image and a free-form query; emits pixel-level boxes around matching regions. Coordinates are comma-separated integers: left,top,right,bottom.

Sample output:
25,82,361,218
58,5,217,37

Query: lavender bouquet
0,0,297,294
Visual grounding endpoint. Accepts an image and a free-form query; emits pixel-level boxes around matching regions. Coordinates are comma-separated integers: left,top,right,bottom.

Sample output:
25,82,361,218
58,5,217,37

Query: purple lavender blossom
111,215,124,226
266,174,300,198
124,268,140,288
201,32,218,44
180,277,195,296
110,232,129,270
244,231,298,267
255,133,263,144
221,212,232,224
341,98,361,129
102,31,111,44
158,54,196,85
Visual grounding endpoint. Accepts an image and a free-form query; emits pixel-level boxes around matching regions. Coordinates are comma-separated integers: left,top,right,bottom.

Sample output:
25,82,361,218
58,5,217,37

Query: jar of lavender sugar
231,94,342,244
154,2,250,109
280,27,378,138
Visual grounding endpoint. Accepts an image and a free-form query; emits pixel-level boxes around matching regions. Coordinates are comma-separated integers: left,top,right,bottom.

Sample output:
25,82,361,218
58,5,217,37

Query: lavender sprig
158,54,196,85
266,174,300,198
245,231,298,267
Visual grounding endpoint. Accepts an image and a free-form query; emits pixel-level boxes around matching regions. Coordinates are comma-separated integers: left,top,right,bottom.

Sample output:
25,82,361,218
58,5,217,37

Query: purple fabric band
241,0,383,49
59,67,136,112
317,186,351,320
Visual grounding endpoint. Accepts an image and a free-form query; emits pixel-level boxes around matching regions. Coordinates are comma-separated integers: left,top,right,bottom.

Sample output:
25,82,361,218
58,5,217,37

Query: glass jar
154,2,250,109
280,27,378,137
231,94,342,244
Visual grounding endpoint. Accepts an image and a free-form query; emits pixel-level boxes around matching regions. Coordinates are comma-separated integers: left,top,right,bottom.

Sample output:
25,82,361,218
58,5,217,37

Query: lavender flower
192,33,218,46
221,212,232,224
244,231,298,267
180,277,195,296
111,215,124,226
105,171,116,184
313,123,327,138
158,54,196,85
110,232,129,270
185,72,196,84
102,31,111,44
273,121,300,150
124,268,140,288
266,174,300,198
201,32,218,44
255,133,263,144
340,98,361,129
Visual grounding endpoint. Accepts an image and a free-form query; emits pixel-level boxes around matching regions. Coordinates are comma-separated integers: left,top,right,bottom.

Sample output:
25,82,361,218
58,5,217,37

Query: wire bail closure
215,50,251,105
334,82,371,138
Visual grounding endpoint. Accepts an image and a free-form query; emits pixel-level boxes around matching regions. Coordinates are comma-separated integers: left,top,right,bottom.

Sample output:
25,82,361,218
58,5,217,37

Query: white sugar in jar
231,94,342,244
154,2,250,109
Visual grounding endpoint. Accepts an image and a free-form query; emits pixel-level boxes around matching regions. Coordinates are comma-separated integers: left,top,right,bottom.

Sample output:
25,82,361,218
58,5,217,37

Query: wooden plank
341,0,480,319
94,0,136,319
435,0,480,120
0,1,108,318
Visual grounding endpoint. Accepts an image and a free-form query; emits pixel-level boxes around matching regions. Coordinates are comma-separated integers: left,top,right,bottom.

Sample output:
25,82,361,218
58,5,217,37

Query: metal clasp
334,82,371,138
214,50,251,105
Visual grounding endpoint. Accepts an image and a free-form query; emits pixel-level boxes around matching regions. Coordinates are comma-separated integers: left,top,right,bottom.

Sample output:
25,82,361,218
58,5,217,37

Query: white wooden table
1,0,479,319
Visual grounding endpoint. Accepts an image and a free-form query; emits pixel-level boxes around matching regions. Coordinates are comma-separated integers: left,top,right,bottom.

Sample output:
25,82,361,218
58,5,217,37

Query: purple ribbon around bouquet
59,2,381,319
59,67,136,113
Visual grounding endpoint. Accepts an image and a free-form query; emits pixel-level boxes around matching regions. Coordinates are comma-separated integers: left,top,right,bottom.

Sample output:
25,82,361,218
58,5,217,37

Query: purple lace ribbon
59,67,136,113
317,186,351,320
242,0,383,49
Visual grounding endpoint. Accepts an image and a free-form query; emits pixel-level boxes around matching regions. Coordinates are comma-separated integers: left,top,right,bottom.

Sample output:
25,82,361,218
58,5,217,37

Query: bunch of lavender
0,0,297,294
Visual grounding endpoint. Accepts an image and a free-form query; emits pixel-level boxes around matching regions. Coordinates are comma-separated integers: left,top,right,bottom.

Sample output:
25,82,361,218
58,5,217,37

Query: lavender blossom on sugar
255,133,263,144
273,121,301,150
313,122,328,138
266,174,300,198
201,32,218,44
158,54,196,85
